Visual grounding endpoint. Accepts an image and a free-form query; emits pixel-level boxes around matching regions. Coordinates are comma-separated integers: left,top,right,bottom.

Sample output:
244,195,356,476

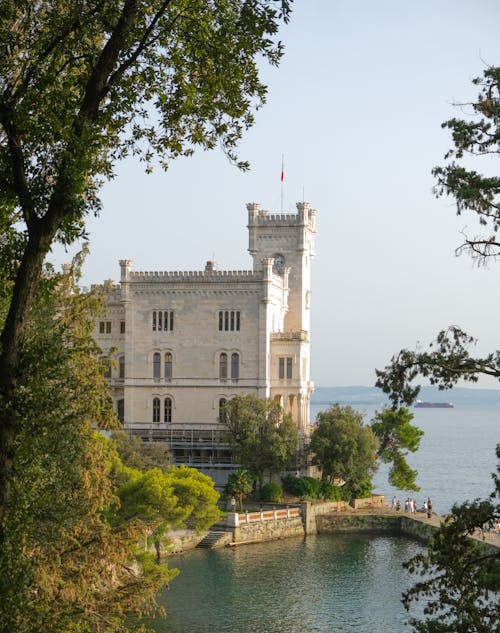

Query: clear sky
50,1,500,388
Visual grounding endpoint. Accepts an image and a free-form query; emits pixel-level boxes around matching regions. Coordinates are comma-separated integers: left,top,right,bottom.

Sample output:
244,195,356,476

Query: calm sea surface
154,535,422,633
149,404,498,633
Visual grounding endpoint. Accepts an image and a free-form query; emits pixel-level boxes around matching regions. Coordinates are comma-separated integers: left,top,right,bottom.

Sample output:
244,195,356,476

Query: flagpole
280,154,284,213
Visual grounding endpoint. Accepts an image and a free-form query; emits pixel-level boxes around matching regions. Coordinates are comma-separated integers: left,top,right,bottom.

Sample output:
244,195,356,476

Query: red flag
280,156,284,182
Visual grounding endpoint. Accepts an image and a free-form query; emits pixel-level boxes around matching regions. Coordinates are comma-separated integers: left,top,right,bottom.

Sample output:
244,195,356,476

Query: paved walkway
352,505,500,549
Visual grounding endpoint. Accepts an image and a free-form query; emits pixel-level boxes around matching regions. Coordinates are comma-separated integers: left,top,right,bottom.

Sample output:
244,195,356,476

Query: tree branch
107,0,179,90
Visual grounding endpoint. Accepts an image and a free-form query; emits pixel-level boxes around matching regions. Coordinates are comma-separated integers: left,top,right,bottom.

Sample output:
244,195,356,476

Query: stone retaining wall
232,516,304,544
163,508,500,554
399,515,439,542
317,513,401,534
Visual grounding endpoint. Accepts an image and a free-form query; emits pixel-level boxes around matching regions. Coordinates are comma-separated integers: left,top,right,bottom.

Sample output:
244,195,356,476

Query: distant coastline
311,385,500,408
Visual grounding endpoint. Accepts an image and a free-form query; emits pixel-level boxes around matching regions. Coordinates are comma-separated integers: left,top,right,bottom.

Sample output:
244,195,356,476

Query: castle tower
247,202,316,450
247,202,316,334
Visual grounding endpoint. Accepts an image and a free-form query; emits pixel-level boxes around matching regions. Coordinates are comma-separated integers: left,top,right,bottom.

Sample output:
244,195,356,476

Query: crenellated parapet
247,201,317,229
128,269,263,282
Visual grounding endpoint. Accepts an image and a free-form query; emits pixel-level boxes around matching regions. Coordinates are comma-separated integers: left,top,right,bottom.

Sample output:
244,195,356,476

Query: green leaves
371,407,423,491
0,0,294,245
222,395,299,483
403,445,500,632
0,263,180,632
310,404,379,496
114,459,220,535
433,66,500,261
375,326,500,408
226,469,253,511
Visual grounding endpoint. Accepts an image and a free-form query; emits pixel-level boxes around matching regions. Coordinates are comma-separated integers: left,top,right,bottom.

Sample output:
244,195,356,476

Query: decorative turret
119,259,132,282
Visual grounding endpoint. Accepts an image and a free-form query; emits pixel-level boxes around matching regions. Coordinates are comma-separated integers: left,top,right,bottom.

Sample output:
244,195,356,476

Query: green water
151,534,423,632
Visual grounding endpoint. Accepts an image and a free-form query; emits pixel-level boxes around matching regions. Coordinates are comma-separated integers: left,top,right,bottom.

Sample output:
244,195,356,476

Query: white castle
94,201,316,482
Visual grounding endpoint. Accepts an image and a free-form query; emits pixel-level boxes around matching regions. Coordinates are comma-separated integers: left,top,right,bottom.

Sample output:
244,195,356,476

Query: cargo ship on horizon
414,400,454,409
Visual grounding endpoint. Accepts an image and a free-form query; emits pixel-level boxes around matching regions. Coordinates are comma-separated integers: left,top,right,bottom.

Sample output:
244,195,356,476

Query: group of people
391,496,433,518
477,517,500,540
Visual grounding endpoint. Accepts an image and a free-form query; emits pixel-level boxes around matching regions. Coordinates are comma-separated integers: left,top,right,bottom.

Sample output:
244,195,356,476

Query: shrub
319,481,344,501
350,478,373,499
281,474,303,496
260,482,283,502
299,476,322,498
281,475,324,499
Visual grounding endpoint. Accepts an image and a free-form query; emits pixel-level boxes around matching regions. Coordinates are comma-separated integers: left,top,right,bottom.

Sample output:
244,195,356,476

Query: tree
432,66,500,262
375,326,500,408
222,395,299,486
114,462,220,557
0,0,293,531
375,67,500,632
226,469,253,512
309,404,379,498
0,266,176,632
111,429,171,472
402,445,500,633
371,407,423,491
374,67,500,410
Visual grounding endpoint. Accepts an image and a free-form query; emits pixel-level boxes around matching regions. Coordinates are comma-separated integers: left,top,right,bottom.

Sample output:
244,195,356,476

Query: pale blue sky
51,1,500,388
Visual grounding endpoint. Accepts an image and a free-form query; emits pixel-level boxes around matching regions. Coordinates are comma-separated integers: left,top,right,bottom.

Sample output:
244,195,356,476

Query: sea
148,394,499,633
310,395,500,514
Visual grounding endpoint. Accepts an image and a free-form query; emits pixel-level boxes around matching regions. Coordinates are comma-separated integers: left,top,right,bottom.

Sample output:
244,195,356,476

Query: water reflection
151,534,422,633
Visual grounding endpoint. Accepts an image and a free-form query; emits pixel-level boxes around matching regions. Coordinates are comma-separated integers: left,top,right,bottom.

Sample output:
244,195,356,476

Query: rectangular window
231,353,239,380
120,321,126,334
117,399,124,423
119,355,125,379
102,358,111,379
218,310,241,331
279,357,293,379
99,321,111,334
152,310,174,331
164,398,172,423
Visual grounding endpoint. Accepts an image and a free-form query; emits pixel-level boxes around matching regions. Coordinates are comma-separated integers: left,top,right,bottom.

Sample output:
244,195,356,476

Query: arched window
164,397,172,423
118,355,125,379
117,399,125,422
153,397,160,423
153,352,161,379
231,353,239,380
219,398,227,424
164,352,173,380
219,353,228,380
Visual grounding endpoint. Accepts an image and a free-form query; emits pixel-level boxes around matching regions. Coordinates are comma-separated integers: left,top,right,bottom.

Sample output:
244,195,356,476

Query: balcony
271,330,308,342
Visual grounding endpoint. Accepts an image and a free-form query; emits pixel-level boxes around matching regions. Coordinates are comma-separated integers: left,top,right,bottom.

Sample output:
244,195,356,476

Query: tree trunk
0,228,55,530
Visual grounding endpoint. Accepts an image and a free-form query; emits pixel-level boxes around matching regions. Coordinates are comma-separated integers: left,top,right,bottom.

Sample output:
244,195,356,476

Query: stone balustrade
226,507,300,527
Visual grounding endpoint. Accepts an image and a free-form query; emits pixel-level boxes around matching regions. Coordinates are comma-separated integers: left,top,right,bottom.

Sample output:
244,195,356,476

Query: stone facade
93,202,316,480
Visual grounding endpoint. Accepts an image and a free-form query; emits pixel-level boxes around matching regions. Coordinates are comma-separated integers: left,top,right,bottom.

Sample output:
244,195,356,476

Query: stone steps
196,529,228,549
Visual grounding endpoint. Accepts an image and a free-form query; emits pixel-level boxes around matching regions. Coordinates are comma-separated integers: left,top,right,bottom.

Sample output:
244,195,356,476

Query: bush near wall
281,476,345,501
260,482,283,502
